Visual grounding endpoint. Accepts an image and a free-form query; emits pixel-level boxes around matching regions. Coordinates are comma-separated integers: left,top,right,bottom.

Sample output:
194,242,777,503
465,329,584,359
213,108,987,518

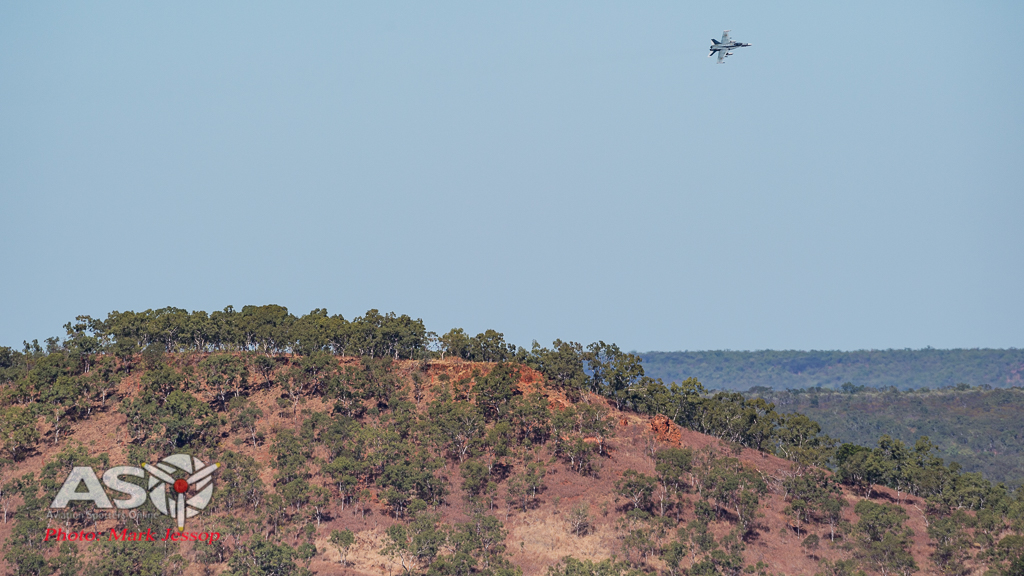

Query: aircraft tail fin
710,39,720,44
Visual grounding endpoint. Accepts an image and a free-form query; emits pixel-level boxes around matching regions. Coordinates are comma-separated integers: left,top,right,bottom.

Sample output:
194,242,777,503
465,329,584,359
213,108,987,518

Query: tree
505,460,546,513
988,535,1024,576
251,354,276,385
876,435,914,504
622,528,657,566
141,342,166,369
39,375,88,445
560,436,596,476
377,451,446,515
428,399,484,463
473,363,519,421
87,530,179,576
660,539,689,576
461,459,491,500
348,310,427,359
508,392,551,446
701,457,767,534
481,422,513,477
270,429,312,484
786,498,812,536
802,534,820,553
214,451,264,511
468,330,517,362
836,444,878,497
199,353,249,410
228,535,302,576
407,513,447,569
383,524,415,574
615,469,657,513
238,304,294,354
320,414,359,458
291,308,340,356
545,557,644,576
551,403,614,473
323,455,365,510
573,403,616,454
927,510,974,576
451,513,508,570
566,502,591,537
295,351,338,396
853,500,917,576
0,406,39,461
119,391,161,445
341,356,402,408
821,495,850,543
82,355,120,407
783,468,847,540
816,559,866,576
1009,555,1024,576
228,396,264,447
774,413,835,466
531,340,588,401
139,364,185,401
330,529,355,566
147,306,191,352
439,328,471,360
262,493,288,535
51,541,81,576
655,447,694,494
585,342,648,410
279,477,312,515
159,390,219,451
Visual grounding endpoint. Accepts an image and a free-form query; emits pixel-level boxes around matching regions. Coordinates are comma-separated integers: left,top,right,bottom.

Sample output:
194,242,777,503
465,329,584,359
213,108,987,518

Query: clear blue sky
2,2,1021,352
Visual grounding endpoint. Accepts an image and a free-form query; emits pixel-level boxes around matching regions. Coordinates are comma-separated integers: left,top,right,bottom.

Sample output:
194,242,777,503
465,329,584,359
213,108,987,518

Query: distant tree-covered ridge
638,349,1024,391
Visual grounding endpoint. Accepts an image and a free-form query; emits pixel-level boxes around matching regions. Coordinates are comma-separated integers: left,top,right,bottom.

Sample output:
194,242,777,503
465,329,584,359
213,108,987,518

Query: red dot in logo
173,479,189,494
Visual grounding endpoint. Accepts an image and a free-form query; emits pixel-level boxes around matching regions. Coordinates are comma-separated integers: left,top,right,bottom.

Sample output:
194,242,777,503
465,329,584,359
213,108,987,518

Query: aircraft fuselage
710,42,750,52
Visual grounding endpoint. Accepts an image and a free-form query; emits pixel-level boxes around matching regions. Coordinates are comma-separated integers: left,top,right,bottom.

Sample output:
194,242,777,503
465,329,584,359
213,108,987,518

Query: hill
1,306,1023,576
638,349,1024,392
0,354,1009,576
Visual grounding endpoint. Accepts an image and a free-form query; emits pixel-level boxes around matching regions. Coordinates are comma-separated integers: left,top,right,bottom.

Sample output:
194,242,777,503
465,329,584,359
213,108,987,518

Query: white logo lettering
101,466,148,509
50,467,113,509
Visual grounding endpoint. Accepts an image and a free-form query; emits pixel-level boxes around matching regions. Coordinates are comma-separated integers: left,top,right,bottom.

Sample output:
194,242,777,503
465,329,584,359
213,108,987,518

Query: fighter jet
708,30,751,63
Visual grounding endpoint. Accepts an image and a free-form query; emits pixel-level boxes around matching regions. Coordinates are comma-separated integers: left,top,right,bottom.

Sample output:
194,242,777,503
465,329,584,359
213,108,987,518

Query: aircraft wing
721,30,731,43
717,50,727,63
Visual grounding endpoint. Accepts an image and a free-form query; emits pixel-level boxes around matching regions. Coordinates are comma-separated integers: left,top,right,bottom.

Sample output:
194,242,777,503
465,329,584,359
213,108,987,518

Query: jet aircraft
708,30,751,63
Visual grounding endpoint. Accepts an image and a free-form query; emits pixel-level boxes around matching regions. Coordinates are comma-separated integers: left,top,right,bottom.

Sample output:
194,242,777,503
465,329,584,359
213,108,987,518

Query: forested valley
742,386,1024,488
639,350,1024,392
1,305,1022,576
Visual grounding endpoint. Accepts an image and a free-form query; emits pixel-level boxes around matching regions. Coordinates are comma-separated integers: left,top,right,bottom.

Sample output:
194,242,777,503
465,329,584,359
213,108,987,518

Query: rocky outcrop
649,414,683,445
